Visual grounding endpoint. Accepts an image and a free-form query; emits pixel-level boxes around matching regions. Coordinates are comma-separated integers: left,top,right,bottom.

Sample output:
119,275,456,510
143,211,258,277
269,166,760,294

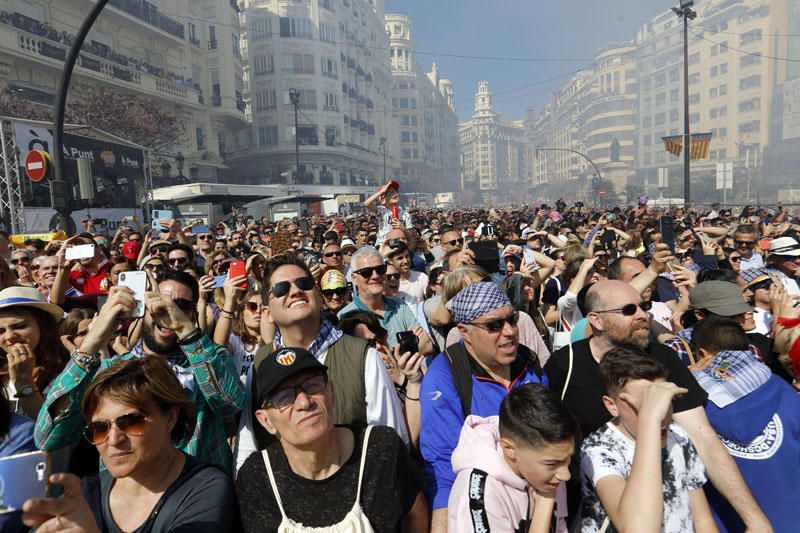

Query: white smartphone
0,450,50,514
118,271,148,318
65,243,95,261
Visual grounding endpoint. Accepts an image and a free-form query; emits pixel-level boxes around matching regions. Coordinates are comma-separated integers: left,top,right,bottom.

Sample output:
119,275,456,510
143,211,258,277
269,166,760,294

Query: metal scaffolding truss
0,119,26,234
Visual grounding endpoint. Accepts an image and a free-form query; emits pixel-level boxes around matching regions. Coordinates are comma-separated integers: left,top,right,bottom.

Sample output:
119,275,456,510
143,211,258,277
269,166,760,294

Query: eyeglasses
244,301,262,313
84,412,150,445
10,257,30,265
386,273,401,281
322,287,347,298
265,373,328,411
173,298,195,314
197,235,213,240
270,276,315,298
734,240,755,248
444,238,464,247
324,251,342,258
168,257,189,265
594,301,652,316
470,311,519,333
353,264,387,279
143,263,166,271
342,249,355,255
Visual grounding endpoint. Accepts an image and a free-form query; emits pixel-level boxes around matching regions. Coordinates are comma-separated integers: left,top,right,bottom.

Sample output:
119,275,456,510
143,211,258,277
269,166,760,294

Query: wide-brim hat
768,237,800,258
0,286,64,321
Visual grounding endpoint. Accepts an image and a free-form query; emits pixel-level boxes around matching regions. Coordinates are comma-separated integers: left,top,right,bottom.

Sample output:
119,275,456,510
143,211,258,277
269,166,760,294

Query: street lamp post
175,151,185,182
379,137,387,182
672,0,697,206
536,147,603,205
289,89,301,184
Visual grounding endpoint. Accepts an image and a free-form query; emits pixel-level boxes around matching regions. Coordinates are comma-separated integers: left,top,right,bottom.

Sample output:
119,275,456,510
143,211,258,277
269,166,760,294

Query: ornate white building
385,14,460,193
228,0,398,186
459,81,525,197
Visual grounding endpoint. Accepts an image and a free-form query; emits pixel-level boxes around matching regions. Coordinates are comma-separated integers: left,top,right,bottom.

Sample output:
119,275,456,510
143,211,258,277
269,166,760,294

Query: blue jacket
420,345,548,509
704,375,800,532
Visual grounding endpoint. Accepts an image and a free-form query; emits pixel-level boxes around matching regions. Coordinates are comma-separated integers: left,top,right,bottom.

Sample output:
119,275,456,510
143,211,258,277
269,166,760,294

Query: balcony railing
108,0,184,39
8,30,201,105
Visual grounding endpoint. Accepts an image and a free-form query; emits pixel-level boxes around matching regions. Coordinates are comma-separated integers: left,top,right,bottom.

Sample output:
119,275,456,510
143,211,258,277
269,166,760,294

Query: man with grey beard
545,279,772,532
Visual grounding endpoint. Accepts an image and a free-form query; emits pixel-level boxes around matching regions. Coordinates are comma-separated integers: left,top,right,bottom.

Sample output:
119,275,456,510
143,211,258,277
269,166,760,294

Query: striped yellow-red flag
661,132,713,159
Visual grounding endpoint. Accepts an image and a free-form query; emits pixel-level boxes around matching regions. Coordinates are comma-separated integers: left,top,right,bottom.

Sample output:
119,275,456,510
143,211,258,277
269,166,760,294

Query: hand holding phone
118,271,148,318
659,215,676,252
228,261,248,289
396,331,419,355
65,243,95,261
0,450,49,514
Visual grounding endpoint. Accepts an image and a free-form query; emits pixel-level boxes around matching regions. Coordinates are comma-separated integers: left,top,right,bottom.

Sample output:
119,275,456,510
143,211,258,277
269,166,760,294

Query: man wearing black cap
235,347,428,531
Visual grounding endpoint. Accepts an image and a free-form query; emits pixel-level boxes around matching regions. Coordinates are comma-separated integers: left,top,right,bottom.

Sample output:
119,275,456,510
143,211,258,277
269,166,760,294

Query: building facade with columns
0,0,246,186
385,13,460,193
459,81,525,200
227,0,398,187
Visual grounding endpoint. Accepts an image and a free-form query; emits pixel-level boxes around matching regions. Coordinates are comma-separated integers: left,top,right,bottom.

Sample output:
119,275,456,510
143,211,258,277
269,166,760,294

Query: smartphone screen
660,215,676,252
118,271,148,318
0,450,49,514
65,243,95,261
213,275,227,288
228,261,247,289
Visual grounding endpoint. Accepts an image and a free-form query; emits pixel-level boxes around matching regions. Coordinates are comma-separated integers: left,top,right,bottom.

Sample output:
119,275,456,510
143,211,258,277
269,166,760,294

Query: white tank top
262,426,375,532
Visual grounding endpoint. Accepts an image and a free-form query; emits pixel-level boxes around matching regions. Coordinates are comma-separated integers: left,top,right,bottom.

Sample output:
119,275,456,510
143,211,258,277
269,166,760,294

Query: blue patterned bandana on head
692,349,771,408
446,281,512,324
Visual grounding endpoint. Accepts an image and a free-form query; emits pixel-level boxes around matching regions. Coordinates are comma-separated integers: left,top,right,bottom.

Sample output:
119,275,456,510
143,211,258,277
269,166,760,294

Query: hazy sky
384,0,673,122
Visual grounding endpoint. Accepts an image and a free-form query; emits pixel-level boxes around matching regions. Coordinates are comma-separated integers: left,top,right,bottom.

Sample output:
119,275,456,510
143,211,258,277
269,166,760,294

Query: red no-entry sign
598,188,607,197
24,149,51,182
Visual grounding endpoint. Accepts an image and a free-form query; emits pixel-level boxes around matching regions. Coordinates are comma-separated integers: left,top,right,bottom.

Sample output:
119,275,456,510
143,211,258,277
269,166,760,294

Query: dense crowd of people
1,181,800,532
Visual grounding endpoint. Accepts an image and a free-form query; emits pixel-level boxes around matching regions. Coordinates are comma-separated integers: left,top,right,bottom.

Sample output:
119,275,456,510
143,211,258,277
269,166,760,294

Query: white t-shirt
399,270,428,306
229,335,260,386
752,307,773,337
580,421,706,533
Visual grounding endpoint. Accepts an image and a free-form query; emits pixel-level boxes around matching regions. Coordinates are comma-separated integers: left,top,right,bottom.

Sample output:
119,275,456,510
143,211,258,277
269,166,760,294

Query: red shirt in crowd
69,260,111,295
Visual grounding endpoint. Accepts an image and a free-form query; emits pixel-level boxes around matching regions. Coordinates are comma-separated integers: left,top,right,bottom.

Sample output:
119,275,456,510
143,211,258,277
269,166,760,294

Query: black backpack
442,342,543,417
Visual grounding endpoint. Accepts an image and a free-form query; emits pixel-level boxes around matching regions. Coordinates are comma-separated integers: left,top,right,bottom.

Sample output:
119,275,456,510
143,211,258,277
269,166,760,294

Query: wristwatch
14,384,37,398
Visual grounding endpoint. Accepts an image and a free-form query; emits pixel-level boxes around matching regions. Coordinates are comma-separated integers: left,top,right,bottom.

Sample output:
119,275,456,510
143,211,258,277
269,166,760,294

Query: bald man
544,280,771,531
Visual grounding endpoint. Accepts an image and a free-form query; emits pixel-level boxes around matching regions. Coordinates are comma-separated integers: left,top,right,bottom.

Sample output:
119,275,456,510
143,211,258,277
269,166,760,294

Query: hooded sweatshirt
448,415,568,533
702,375,800,532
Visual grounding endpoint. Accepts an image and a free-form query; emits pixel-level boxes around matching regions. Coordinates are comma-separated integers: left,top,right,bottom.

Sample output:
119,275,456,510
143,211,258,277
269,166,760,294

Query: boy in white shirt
580,345,717,533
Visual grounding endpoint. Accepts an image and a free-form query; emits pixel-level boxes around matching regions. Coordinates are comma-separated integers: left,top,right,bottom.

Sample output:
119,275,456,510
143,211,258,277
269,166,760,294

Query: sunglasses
749,280,772,292
471,311,519,333
168,257,189,265
265,373,328,410
444,238,464,247
197,235,213,240
594,301,652,316
143,263,166,271
10,258,30,265
84,412,149,445
728,256,741,262
386,273,401,281
343,249,355,255
353,264,387,279
244,301,262,313
151,246,169,253
324,251,342,258
271,276,315,298
322,287,347,298
734,240,755,248
173,298,195,314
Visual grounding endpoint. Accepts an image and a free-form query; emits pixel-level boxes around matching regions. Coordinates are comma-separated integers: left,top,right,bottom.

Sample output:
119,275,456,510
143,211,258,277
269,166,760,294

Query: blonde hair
83,356,195,443
429,264,489,327
562,242,588,265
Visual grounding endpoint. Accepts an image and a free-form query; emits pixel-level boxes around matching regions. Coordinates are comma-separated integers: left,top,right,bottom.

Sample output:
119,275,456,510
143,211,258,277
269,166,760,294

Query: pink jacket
447,415,568,533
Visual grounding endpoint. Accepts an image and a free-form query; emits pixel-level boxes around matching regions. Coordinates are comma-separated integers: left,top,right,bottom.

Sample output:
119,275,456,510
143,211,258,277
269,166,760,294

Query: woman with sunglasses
22,356,237,533
319,267,350,317
214,277,266,384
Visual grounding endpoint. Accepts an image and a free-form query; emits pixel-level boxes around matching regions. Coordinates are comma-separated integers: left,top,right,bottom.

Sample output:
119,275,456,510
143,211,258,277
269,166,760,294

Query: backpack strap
517,344,543,382
443,343,473,418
